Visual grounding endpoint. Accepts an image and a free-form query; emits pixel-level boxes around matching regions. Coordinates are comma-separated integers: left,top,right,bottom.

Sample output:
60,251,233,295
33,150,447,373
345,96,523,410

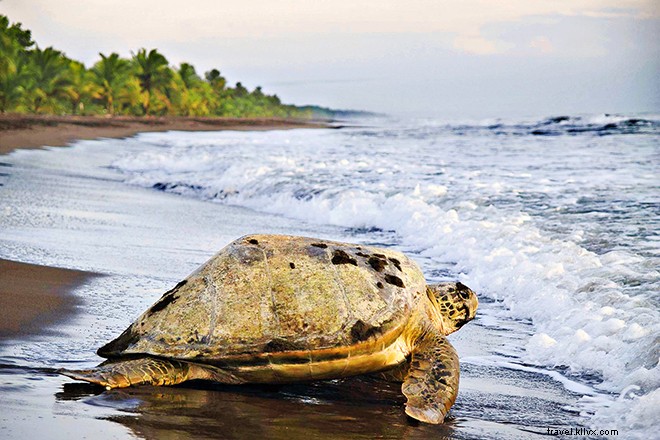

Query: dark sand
0,114,331,155
0,259,96,339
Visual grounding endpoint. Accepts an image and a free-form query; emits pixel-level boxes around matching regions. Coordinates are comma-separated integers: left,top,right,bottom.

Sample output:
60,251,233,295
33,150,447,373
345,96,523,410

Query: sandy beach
0,114,330,155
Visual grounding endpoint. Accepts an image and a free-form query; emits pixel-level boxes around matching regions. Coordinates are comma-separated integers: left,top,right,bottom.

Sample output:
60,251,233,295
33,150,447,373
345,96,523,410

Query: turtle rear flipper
59,357,244,390
402,333,459,424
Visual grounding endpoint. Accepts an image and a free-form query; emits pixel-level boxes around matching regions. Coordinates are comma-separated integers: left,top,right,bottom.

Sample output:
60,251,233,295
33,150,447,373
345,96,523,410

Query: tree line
0,15,313,118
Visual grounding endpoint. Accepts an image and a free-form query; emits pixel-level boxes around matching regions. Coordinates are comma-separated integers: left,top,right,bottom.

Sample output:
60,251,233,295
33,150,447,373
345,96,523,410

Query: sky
1,0,658,118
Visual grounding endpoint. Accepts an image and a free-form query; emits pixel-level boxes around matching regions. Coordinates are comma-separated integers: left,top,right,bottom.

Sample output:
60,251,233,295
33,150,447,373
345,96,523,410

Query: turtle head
426,282,478,334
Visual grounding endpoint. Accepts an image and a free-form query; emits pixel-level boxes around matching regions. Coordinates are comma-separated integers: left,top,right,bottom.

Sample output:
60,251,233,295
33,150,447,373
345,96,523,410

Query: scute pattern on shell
98,235,427,360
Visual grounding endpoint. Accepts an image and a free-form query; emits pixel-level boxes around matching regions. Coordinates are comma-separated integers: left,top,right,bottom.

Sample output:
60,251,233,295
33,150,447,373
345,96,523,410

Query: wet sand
0,259,96,339
0,114,331,155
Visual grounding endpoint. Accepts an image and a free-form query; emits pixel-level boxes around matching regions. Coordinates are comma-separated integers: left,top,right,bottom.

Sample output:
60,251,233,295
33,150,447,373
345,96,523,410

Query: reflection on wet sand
57,377,456,440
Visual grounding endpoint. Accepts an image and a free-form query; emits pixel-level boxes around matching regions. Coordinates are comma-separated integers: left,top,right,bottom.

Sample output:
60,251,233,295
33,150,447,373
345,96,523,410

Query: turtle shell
98,234,427,360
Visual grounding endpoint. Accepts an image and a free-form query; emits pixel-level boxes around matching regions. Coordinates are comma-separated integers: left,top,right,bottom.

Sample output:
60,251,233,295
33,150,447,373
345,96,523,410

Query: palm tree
132,48,171,115
178,63,201,89
203,68,226,115
24,46,71,113
173,63,213,116
204,68,226,91
0,58,28,112
0,15,32,79
91,52,129,115
115,77,143,115
64,60,98,114
0,15,33,112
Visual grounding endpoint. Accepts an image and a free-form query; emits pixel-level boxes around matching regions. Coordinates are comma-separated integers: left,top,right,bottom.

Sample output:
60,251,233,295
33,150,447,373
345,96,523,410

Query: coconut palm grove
0,15,327,118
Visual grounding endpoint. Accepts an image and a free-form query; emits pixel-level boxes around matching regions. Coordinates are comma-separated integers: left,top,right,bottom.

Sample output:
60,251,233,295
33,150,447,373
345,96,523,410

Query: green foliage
0,14,316,118
0,16,33,112
24,46,74,113
92,53,129,114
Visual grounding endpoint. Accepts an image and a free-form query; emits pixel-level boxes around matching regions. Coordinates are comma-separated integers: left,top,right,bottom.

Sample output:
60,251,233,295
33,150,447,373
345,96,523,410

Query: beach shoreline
0,259,97,341
0,114,332,155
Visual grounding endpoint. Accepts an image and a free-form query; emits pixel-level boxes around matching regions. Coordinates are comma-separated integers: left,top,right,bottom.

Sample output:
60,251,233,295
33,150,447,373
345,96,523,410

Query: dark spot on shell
384,274,405,288
438,378,448,386
373,253,386,259
368,256,387,272
331,250,357,266
311,242,328,248
249,238,259,245
377,281,384,289
350,320,380,343
289,262,296,269
388,257,402,271
264,338,305,352
356,252,369,258
147,280,187,315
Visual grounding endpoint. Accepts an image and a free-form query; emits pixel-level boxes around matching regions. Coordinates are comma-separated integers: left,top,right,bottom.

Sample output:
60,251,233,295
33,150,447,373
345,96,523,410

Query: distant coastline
0,15,375,123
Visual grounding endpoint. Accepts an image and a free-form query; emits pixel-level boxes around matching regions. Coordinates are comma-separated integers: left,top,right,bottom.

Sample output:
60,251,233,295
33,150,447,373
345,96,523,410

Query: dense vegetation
0,15,314,118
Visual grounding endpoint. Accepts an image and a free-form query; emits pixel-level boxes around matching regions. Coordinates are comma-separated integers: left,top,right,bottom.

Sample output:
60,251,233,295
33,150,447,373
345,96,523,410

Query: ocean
0,114,658,439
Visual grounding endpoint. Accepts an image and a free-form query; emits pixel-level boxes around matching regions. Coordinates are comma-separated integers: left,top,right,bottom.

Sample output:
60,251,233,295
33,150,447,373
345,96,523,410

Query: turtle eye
458,289,470,300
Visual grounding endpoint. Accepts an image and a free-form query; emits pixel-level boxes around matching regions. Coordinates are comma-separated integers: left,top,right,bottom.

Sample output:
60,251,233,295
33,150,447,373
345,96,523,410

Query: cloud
528,36,555,54
1,0,657,56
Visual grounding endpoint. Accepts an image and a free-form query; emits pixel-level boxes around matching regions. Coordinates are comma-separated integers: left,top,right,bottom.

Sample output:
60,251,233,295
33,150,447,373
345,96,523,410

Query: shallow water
0,114,657,439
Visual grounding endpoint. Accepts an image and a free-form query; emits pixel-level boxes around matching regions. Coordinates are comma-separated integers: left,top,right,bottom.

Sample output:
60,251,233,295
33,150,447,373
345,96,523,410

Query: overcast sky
1,0,658,117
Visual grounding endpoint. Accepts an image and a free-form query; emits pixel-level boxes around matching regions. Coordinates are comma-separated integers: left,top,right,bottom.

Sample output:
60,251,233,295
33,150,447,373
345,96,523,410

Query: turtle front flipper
402,333,459,424
59,357,244,390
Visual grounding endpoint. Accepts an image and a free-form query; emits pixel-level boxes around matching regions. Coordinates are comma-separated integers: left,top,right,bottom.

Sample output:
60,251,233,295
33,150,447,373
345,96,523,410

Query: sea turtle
60,234,478,423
